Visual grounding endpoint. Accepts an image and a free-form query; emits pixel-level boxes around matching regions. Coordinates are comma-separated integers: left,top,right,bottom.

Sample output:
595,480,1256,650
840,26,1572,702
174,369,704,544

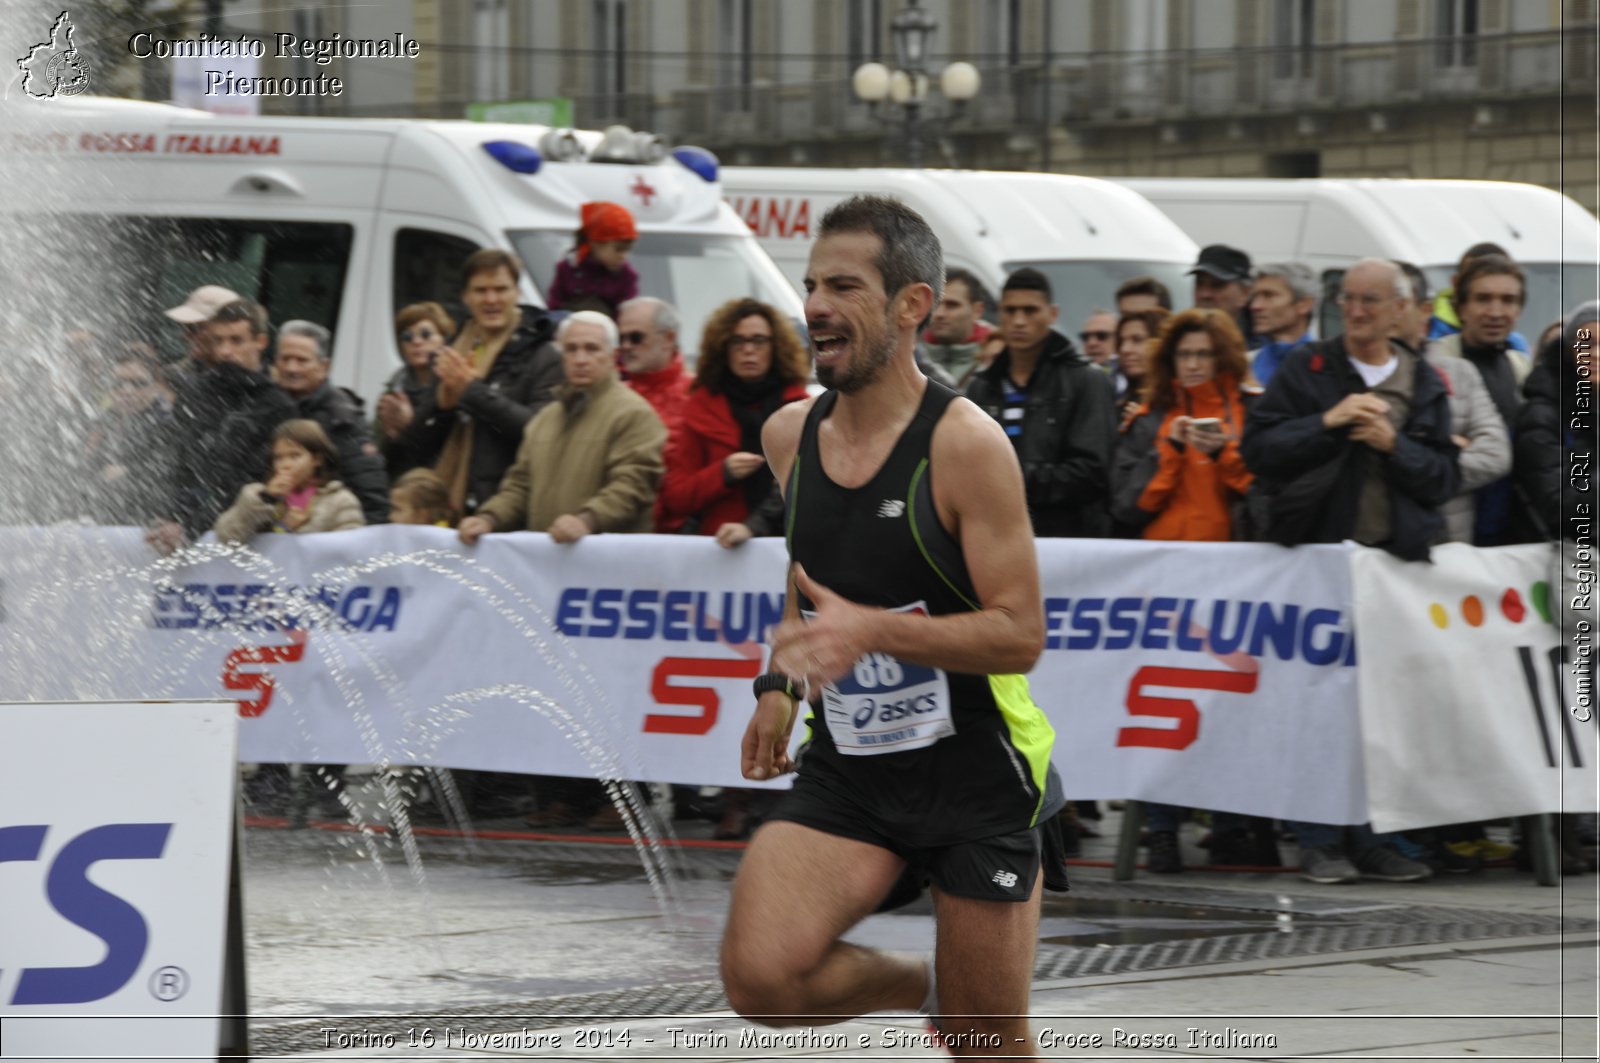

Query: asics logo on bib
851,692,942,729
876,499,906,518
992,870,1019,888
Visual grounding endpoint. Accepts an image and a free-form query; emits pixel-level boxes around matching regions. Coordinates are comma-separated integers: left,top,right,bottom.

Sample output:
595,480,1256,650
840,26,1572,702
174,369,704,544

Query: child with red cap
548,200,640,318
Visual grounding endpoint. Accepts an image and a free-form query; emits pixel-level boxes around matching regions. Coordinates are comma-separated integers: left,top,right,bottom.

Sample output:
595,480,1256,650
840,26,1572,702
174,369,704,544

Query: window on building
847,0,883,67
473,0,510,101
591,0,627,101
716,0,753,108
1008,0,1023,66
1273,0,1316,78
1437,0,1479,67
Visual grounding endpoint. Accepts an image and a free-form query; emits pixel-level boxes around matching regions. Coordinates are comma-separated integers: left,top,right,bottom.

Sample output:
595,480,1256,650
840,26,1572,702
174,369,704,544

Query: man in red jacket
619,296,692,437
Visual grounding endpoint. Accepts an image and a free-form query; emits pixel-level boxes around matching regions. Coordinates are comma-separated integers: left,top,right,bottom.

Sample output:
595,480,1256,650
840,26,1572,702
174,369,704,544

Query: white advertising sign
0,702,237,1061
1354,542,1598,832
0,528,1366,824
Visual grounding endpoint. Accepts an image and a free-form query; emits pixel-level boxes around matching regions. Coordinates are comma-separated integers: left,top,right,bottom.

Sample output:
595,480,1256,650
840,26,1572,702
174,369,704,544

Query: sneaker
1420,840,1481,875
1448,837,1517,862
1353,845,1433,882
1146,830,1183,874
1299,847,1360,884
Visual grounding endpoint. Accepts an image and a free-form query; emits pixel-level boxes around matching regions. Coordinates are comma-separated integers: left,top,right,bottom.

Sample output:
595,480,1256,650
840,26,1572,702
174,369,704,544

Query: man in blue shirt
1248,262,1318,387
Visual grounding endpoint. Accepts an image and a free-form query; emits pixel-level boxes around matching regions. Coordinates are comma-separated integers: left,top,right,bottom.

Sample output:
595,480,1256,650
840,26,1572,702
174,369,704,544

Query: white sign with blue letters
0,702,237,1061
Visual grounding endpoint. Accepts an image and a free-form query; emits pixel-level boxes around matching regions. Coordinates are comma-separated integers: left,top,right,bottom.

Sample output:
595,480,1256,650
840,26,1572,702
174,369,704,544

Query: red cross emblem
629,174,657,207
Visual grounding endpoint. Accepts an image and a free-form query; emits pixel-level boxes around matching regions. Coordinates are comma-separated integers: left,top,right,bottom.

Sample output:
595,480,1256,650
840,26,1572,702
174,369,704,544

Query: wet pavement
239,787,1599,1060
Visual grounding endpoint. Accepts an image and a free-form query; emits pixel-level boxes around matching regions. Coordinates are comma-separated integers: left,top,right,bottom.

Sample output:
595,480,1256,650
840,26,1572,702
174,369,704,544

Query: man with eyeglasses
1078,308,1118,369
617,296,692,441
1243,257,1458,886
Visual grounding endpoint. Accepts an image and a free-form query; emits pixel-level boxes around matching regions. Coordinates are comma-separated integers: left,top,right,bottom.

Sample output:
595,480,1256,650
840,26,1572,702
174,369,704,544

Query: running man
721,196,1064,1059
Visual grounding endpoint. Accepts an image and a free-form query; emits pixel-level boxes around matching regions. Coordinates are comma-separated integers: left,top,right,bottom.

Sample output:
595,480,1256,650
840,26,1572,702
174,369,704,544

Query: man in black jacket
148,299,297,551
1242,258,1458,886
397,249,563,515
965,268,1114,538
274,320,390,524
1243,257,1459,562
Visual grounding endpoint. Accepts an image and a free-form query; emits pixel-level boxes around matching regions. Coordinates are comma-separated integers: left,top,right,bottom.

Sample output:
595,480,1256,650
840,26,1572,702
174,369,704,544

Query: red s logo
1117,665,1259,750
222,630,308,717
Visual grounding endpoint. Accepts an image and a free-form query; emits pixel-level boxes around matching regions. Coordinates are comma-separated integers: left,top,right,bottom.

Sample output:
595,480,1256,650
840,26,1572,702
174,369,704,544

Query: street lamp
851,0,981,168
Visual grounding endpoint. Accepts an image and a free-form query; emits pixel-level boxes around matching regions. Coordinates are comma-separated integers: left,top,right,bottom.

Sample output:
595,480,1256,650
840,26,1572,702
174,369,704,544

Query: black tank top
786,380,1060,847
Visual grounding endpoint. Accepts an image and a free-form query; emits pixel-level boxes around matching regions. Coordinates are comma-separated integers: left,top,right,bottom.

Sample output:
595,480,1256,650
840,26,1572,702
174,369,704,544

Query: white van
721,167,1199,337
1115,177,1600,340
5,96,801,404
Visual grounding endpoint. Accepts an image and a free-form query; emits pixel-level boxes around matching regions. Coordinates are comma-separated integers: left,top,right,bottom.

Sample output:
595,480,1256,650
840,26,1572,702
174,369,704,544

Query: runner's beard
816,312,897,394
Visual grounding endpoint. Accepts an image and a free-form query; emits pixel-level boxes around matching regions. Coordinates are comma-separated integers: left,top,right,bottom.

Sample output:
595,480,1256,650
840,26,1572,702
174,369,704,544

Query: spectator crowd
31,195,1597,875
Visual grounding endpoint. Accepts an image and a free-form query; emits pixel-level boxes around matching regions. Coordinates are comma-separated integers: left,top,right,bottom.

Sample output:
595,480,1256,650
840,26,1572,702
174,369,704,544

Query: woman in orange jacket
1112,308,1259,542
1110,308,1275,875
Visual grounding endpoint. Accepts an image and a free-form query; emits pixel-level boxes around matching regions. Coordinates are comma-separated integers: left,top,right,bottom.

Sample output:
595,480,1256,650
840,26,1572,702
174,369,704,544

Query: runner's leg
929,871,1042,1060
722,821,926,1025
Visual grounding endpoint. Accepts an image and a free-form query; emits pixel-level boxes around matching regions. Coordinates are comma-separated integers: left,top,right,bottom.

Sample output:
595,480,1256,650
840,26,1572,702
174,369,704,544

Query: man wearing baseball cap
1188,244,1257,344
164,284,242,368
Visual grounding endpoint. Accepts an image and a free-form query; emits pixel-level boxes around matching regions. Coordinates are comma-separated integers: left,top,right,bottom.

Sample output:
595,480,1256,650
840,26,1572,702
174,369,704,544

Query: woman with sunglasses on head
375,302,457,479
657,298,810,839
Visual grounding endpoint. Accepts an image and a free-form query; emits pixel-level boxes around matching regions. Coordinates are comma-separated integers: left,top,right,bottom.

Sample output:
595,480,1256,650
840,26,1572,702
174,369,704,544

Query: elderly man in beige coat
459,310,666,545
456,309,666,831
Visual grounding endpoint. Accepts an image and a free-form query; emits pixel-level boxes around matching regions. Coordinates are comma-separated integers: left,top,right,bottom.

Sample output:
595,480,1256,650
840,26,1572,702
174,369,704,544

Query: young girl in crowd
547,200,640,318
387,468,455,528
214,419,365,543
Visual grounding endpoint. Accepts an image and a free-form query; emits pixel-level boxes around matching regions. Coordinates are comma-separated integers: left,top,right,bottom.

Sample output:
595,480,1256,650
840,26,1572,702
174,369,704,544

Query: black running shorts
767,783,1044,903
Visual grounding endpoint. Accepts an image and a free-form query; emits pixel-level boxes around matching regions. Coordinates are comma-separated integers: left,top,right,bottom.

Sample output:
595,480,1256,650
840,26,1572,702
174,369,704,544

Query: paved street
242,798,1599,1061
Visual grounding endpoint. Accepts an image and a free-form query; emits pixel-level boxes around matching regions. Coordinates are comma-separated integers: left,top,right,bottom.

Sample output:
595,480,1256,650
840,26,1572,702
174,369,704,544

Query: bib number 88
852,653,904,688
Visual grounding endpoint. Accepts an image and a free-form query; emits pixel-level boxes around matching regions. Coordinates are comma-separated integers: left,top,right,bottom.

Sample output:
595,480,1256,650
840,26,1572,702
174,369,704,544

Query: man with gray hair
458,309,667,832
273,320,390,524
459,309,665,543
1248,262,1318,387
1244,258,1458,887
617,296,692,437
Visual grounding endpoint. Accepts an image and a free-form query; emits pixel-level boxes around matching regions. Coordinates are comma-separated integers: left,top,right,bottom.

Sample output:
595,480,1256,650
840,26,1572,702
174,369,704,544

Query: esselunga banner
0,526,1369,824
1354,542,1598,833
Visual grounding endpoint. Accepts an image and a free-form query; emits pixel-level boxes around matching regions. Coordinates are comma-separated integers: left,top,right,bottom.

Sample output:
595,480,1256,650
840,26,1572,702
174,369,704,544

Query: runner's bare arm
741,564,804,780
740,402,817,780
772,398,1044,683
760,396,815,499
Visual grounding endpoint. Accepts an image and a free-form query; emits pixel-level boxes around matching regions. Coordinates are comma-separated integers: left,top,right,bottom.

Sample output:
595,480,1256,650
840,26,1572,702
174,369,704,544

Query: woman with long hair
657,298,809,839
657,297,811,548
1112,307,1170,422
1111,308,1274,873
1113,308,1257,542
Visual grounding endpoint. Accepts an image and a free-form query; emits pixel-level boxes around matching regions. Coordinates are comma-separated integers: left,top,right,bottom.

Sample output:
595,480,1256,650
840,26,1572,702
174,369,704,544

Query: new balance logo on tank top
785,380,1061,848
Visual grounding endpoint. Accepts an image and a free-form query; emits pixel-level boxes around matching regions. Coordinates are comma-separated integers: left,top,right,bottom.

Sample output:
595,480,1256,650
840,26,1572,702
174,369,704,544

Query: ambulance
5,96,802,403
721,167,1199,335
1114,177,1600,339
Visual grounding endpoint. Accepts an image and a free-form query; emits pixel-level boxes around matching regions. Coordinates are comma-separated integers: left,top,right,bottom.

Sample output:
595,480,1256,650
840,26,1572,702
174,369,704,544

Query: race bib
813,602,954,756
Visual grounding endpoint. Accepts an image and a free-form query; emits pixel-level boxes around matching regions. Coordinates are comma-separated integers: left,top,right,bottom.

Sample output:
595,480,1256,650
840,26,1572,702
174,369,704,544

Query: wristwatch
752,673,797,700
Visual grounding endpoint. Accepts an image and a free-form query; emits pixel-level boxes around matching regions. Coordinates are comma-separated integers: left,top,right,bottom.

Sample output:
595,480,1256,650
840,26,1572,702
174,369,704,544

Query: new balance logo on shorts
991,869,1019,888
877,499,906,518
